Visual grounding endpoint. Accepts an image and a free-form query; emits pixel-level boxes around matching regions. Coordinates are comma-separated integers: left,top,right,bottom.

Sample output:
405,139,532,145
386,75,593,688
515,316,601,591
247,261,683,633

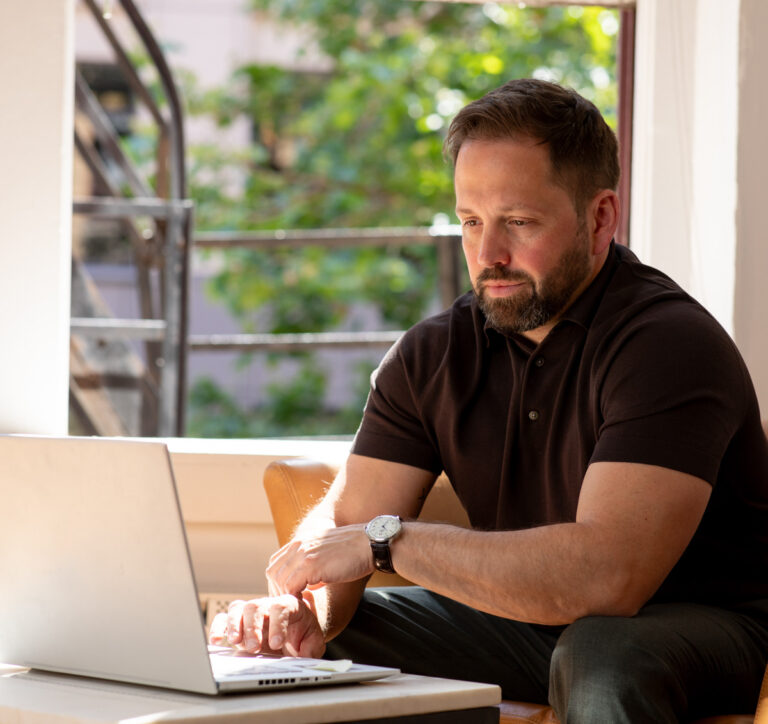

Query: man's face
454,137,599,341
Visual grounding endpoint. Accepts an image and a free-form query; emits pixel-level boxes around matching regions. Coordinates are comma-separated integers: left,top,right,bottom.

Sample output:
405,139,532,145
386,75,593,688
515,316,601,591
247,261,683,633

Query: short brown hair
444,78,619,212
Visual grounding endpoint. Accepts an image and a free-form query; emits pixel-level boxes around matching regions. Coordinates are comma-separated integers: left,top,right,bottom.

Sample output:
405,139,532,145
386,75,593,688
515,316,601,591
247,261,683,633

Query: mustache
476,267,534,285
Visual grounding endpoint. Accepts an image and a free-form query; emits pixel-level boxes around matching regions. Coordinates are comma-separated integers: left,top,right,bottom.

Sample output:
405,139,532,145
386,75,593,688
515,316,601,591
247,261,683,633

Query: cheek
514,235,566,276
461,242,482,279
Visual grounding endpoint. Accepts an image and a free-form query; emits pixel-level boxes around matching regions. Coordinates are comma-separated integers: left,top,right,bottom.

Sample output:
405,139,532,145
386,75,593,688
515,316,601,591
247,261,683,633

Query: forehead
454,137,570,210
455,136,551,175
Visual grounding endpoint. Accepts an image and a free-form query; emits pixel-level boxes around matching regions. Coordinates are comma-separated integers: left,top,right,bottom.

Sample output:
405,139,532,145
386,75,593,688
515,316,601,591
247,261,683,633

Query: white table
0,664,501,723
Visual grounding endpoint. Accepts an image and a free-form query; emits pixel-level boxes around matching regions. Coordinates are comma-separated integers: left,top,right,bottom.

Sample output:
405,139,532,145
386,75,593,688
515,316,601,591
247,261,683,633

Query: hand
208,593,326,658
267,524,374,597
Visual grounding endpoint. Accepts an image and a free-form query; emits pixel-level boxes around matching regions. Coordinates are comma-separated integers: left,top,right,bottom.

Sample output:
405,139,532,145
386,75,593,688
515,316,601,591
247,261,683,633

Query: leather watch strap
370,540,395,574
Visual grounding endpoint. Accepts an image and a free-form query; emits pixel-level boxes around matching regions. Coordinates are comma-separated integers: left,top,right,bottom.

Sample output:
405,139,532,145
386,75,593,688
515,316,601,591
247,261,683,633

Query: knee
550,616,638,690
549,616,683,723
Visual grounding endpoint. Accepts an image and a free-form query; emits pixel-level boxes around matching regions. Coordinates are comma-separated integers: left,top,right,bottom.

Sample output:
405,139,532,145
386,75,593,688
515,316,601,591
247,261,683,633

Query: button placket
525,355,545,422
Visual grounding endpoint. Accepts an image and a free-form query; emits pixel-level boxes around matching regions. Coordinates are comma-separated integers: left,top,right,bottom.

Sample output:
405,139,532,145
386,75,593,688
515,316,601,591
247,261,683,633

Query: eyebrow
455,204,539,215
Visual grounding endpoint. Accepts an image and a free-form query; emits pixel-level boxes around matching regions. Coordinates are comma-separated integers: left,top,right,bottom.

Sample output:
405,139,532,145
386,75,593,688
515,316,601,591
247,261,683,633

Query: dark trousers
325,587,768,723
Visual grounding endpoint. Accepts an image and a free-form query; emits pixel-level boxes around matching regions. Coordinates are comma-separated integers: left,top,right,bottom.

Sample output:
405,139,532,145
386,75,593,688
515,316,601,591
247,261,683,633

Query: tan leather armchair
264,459,767,724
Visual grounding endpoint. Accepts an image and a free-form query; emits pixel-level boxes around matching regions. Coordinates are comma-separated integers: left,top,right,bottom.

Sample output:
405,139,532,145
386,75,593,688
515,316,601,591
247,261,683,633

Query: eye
461,218,480,227
509,219,529,227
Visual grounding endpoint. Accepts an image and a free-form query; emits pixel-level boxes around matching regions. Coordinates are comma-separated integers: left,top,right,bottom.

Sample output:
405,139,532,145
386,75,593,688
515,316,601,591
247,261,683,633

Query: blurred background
71,0,620,439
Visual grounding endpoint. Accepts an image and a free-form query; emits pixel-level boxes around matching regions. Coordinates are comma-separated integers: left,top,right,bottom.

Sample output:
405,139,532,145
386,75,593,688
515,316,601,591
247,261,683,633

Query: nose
476,224,511,268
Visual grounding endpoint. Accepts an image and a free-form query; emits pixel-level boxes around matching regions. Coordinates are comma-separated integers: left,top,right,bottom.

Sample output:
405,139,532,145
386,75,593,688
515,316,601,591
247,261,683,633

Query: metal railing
190,226,464,353
72,0,192,436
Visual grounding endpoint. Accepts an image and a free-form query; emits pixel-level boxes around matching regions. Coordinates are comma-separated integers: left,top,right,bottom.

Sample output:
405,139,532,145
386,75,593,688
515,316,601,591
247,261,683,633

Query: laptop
0,434,398,694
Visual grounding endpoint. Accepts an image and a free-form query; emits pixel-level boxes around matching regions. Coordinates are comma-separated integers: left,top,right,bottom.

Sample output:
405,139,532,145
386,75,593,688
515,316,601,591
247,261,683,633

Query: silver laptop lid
0,435,218,694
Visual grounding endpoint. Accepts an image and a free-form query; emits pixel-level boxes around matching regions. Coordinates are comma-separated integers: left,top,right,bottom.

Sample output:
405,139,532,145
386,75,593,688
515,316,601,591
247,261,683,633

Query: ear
585,190,620,255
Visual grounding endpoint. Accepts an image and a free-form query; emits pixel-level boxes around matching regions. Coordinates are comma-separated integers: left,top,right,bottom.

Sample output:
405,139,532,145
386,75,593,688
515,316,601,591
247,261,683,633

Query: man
212,79,768,722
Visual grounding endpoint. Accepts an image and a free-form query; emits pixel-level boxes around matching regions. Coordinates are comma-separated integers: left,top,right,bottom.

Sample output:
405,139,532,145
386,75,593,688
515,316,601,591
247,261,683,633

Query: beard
474,226,591,335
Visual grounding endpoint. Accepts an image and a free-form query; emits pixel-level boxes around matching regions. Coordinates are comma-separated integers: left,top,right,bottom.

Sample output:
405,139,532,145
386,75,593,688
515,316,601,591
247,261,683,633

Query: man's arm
268,454,437,640
268,455,711,626
212,454,436,655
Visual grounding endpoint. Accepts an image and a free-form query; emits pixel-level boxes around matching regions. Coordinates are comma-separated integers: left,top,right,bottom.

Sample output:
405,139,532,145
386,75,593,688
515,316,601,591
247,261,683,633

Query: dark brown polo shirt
351,243,768,604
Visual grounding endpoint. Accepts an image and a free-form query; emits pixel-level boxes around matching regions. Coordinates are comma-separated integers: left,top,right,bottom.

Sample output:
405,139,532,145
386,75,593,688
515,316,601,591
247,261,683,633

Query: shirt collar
557,240,622,331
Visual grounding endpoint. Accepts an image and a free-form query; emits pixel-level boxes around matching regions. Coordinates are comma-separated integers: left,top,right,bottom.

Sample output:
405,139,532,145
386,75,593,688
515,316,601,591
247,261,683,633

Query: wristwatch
365,514,402,574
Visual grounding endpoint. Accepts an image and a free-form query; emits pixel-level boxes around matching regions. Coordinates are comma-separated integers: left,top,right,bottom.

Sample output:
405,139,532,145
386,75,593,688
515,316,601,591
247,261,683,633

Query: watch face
367,515,401,542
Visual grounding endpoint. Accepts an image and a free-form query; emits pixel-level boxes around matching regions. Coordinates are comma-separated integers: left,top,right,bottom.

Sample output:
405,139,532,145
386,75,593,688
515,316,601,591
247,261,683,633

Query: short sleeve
351,332,443,473
590,303,748,485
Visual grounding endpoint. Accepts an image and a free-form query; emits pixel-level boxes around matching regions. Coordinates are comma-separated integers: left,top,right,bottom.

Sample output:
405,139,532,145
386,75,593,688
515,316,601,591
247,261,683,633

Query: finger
268,546,313,598
267,596,295,653
266,559,282,596
297,629,326,659
267,561,298,597
266,548,294,596
286,596,325,659
267,539,297,572
208,612,228,644
267,540,310,596
226,600,245,645
241,601,265,653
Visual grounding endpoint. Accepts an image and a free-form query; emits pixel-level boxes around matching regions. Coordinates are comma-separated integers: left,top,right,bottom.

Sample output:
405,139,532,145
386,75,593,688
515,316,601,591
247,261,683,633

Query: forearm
390,521,640,625
274,499,368,641
279,456,429,640
390,462,711,625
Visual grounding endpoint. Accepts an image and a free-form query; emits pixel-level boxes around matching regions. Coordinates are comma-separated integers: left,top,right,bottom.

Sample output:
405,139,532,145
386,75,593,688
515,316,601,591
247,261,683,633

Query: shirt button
534,357,545,367
528,410,540,421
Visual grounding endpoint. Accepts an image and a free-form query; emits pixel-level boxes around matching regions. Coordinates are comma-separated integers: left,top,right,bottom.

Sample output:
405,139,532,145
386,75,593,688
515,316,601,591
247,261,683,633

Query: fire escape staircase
71,0,192,436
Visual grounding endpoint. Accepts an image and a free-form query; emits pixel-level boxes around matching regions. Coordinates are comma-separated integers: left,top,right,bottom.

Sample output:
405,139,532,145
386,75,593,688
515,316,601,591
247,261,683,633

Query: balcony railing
187,225,464,353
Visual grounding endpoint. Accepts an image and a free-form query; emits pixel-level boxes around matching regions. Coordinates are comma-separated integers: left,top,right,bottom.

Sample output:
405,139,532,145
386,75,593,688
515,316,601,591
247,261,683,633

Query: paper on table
310,659,353,673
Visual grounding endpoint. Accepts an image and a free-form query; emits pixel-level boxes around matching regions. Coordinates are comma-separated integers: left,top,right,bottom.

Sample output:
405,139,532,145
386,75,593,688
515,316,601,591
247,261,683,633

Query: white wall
631,0,768,413
0,0,75,434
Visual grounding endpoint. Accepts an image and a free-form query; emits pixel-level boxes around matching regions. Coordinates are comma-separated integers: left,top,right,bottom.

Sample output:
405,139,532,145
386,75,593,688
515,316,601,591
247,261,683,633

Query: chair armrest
264,458,336,547
755,656,768,724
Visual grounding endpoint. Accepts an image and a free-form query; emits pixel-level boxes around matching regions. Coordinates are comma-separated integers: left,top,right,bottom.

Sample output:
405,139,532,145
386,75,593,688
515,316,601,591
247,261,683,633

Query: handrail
194,226,466,311
73,226,463,345
73,196,194,218
117,0,190,435
71,318,167,341
194,225,462,250
80,0,165,129
77,0,191,436
74,72,152,198
119,0,187,200
188,331,403,353
194,226,462,243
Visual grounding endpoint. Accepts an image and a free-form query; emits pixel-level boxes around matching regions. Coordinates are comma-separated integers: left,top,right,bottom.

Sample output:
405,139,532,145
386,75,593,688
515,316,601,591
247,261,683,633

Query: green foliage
185,1,619,437
187,378,255,438
190,3,617,232
186,360,376,438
